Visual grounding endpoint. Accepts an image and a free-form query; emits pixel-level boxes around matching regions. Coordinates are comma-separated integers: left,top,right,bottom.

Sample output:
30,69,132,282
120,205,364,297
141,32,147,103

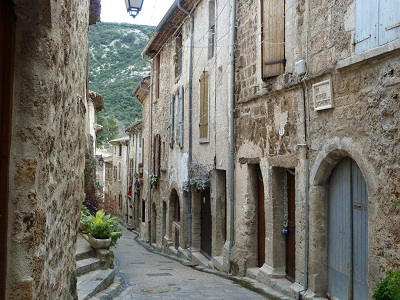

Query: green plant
87,209,122,246
80,205,92,226
150,173,158,189
373,270,400,300
190,177,209,192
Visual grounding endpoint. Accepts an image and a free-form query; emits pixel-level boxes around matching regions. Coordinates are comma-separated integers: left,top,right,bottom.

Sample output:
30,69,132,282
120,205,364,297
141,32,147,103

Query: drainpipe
177,0,194,248
297,79,310,300
227,0,237,274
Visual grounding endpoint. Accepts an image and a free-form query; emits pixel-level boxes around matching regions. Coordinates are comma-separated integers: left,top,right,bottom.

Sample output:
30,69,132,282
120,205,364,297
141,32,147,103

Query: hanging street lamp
125,0,144,18
98,155,104,167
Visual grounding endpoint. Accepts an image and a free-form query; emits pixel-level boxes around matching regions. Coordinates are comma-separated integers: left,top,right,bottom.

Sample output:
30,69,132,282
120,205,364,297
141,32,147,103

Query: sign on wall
312,79,334,111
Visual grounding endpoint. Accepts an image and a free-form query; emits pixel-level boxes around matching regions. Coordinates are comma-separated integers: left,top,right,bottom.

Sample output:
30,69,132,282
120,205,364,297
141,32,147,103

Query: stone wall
234,0,400,297
7,0,91,299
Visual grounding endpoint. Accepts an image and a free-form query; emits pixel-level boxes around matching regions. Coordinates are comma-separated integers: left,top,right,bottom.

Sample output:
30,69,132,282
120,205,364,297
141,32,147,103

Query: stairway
76,234,115,300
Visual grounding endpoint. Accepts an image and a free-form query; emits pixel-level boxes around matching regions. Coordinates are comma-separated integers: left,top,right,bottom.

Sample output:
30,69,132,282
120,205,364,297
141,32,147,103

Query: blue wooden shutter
169,93,175,147
379,0,400,45
355,0,379,54
178,85,184,148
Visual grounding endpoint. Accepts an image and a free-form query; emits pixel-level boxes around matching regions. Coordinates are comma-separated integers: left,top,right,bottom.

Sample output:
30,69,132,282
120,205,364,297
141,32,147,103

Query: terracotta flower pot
88,235,112,249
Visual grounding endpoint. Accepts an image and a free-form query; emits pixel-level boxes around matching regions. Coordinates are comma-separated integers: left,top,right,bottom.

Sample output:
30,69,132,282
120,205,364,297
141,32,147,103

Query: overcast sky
101,0,176,26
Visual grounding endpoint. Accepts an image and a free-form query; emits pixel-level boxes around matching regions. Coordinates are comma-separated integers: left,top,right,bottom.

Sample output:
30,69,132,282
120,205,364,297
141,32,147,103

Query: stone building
141,0,233,261
125,120,144,229
85,91,104,198
0,0,100,299
108,136,130,219
233,0,400,299
139,0,400,299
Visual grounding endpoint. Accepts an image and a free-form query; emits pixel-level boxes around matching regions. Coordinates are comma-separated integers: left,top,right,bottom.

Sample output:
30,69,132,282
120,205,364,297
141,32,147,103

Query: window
155,54,160,98
118,162,121,181
262,0,285,78
355,0,400,54
113,166,117,180
153,134,161,177
119,144,122,156
208,0,216,59
199,71,209,141
169,93,175,147
175,31,183,78
141,199,146,222
119,194,122,209
129,158,134,183
177,85,184,148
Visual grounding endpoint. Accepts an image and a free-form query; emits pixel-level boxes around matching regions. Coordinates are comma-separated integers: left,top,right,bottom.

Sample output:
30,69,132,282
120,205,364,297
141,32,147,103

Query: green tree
97,114,119,147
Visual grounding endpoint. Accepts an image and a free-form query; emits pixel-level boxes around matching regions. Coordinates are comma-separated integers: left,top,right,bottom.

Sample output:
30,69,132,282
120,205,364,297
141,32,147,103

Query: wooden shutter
178,85,184,148
355,0,379,54
169,93,175,147
152,135,156,174
153,134,161,177
155,55,160,99
199,71,209,140
176,33,183,77
262,0,285,78
379,0,400,46
208,0,216,59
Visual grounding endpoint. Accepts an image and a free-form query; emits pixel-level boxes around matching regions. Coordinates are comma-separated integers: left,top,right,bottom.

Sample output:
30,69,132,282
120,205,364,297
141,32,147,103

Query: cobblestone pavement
91,227,289,300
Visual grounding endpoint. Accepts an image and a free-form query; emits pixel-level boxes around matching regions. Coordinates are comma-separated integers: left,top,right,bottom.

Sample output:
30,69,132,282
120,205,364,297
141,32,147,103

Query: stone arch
310,137,376,193
307,137,377,296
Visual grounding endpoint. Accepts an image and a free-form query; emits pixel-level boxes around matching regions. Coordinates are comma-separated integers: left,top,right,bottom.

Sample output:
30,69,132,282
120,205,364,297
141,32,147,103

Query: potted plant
87,209,122,249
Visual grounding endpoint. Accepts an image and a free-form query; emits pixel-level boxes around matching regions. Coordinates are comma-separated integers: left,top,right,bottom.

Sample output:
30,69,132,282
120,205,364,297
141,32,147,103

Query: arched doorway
0,0,15,297
327,157,368,299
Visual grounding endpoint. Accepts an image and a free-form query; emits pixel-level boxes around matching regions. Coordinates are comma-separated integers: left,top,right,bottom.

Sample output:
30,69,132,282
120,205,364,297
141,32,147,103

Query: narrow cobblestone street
91,227,288,300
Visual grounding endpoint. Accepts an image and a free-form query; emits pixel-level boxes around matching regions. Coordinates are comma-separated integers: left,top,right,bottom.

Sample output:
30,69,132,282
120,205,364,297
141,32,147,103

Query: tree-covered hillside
88,22,154,144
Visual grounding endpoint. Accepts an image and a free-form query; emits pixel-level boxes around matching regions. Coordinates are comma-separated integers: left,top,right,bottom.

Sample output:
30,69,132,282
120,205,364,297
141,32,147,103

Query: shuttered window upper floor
199,71,209,142
355,0,400,54
262,0,285,79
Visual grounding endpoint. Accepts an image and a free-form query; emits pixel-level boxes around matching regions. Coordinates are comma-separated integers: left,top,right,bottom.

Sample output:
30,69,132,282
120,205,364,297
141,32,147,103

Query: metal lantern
98,155,104,167
125,0,144,18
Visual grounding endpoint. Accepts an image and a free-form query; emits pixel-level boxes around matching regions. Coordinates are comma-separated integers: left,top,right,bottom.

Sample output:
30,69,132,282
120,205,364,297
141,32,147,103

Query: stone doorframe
258,164,298,280
307,138,376,296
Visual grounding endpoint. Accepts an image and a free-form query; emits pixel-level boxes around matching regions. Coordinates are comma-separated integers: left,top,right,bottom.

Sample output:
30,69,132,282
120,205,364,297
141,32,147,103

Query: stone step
191,252,211,267
77,268,115,300
76,235,95,261
76,257,102,276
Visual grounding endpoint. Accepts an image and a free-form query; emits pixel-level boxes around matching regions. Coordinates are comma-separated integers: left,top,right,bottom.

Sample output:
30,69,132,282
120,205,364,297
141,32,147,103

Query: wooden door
0,0,15,297
257,176,265,267
201,187,212,259
328,158,368,299
285,171,296,281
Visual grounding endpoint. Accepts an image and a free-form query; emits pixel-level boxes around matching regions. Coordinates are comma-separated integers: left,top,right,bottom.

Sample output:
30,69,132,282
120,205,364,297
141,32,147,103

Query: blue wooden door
328,158,368,299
